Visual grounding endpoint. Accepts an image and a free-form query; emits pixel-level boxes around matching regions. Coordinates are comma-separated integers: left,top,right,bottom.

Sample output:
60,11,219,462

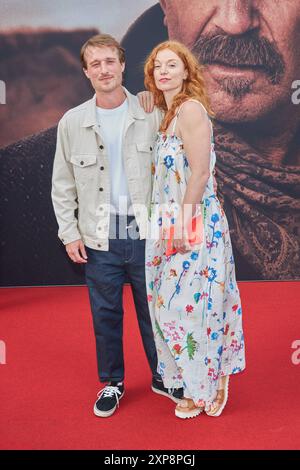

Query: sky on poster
1,0,157,39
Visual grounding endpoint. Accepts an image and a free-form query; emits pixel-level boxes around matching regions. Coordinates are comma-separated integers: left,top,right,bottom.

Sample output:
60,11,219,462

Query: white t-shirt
96,99,133,215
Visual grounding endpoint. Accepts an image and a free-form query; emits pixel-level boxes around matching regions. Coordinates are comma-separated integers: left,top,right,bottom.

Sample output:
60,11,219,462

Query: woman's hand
173,219,191,254
137,91,155,113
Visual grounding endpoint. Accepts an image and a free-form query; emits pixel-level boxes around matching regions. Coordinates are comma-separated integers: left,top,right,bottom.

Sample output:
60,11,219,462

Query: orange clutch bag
165,215,203,256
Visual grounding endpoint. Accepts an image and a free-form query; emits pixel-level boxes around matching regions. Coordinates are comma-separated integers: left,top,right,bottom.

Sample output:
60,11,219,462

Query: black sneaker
151,378,183,403
94,382,124,417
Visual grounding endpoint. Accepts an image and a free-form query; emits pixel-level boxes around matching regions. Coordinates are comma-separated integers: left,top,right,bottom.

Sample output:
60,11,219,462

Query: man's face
83,46,125,94
160,0,300,123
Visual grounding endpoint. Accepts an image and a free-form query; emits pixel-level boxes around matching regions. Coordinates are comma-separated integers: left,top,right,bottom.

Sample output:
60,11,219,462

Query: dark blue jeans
85,215,160,383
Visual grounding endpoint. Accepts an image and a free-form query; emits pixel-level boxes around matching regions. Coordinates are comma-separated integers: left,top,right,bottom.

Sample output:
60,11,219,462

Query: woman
144,41,246,419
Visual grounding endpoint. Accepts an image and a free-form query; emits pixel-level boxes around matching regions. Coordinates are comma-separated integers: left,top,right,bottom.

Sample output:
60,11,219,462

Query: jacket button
80,161,84,165
97,244,102,248
99,187,103,191
100,166,104,171
150,147,153,151
99,145,104,150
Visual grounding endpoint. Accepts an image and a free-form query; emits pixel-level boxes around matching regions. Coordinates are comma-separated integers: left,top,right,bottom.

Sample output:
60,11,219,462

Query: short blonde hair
80,34,125,69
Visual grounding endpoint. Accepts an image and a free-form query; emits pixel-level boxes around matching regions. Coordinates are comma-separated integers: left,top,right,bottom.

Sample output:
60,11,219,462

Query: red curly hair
144,40,213,132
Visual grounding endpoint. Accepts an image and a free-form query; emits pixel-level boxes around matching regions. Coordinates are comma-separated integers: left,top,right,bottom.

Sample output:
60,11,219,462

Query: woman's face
153,48,188,94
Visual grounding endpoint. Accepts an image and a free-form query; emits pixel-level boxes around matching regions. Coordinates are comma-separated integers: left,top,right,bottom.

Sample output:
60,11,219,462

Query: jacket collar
81,87,145,128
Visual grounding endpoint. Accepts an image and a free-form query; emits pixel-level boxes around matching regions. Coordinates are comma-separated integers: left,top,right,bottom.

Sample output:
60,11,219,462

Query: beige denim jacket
51,88,160,250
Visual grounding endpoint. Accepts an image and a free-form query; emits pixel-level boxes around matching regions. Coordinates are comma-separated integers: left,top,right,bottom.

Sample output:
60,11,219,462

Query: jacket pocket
136,142,152,176
136,142,153,153
70,154,98,185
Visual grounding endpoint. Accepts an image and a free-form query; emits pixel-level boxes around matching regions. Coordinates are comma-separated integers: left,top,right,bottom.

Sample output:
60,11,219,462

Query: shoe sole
206,375,230,417
151,385,182,404
93,391,125,418
175,407,202,419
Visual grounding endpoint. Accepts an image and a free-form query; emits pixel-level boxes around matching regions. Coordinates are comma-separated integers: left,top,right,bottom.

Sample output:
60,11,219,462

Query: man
123,0,300,280
51,34,183,417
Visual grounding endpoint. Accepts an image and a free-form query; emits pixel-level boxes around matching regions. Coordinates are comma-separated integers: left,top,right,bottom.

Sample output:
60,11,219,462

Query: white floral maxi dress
145,102,246,408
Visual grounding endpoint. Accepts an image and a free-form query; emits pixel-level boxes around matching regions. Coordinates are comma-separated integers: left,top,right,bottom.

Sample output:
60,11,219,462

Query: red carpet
0,282,299,450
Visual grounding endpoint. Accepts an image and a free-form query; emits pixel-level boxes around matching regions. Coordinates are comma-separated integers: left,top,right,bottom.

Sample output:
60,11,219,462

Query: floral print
145,105,246,407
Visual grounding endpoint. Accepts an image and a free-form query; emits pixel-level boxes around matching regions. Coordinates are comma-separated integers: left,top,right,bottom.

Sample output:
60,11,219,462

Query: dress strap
171,99,210,136
171,101,187,135
171,107,181,136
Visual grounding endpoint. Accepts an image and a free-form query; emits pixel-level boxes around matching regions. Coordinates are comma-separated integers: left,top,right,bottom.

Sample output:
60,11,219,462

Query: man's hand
66,239,88,264
137,91,155,113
